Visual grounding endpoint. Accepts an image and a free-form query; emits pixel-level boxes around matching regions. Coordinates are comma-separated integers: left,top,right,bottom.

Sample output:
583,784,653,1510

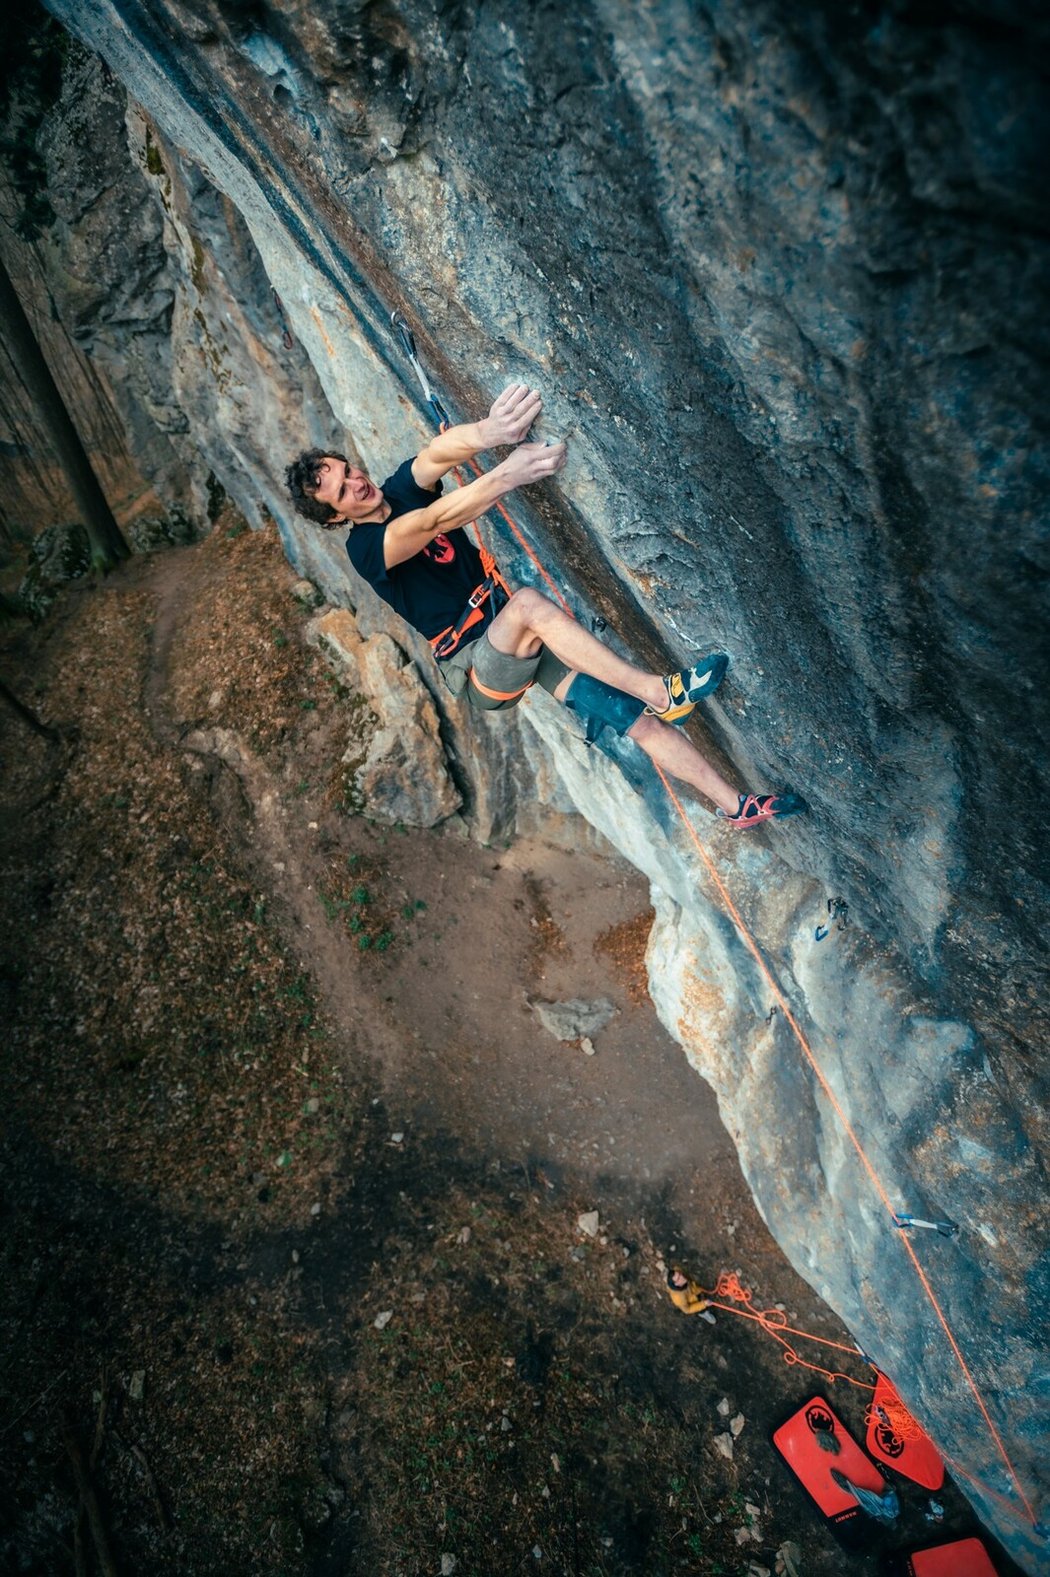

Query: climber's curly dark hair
284,448,350,527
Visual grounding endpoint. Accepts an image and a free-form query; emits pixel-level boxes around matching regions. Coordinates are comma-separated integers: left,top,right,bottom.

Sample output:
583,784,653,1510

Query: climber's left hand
480,383,542,447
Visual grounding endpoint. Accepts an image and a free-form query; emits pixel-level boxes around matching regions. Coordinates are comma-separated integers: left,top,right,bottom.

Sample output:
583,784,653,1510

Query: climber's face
312,456,385,523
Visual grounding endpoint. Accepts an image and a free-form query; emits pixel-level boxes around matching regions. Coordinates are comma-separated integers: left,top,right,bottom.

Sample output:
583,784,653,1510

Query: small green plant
357,934,371,951
273,632,288,649
351,884,370,905
299,698,317,711
374,930,394,952
144,127,165,176
226,520,248,540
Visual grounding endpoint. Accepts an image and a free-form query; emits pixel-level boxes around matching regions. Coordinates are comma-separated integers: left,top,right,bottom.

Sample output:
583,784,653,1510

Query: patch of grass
318,889,350,922
315,861,406,956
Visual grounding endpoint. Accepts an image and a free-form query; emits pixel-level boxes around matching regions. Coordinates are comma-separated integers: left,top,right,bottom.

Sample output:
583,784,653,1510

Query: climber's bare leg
545,664,739,814
486,587,669,710
622,712,740,815
486,588,740,813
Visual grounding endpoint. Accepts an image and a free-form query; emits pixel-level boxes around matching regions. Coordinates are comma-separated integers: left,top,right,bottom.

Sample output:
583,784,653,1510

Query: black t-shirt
345,458,488,644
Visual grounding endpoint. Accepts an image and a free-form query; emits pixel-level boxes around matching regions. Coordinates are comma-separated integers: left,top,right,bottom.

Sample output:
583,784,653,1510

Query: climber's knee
504,586,553,629
508,586,544,612
624,710,666,747
563,672,646,741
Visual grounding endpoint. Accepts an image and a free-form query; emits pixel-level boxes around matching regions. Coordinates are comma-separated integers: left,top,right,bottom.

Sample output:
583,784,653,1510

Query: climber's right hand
502,439,567,488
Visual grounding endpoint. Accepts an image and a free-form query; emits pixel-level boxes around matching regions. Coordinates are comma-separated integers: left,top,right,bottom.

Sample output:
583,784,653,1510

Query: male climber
285,383,805,827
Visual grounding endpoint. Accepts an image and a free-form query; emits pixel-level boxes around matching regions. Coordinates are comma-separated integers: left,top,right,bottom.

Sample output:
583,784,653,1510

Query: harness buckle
430,577,502,662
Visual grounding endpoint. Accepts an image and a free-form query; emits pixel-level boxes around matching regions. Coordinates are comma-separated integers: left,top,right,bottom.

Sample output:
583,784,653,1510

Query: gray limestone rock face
310,608,461,827
13,2,1049,1564
345,631,461,828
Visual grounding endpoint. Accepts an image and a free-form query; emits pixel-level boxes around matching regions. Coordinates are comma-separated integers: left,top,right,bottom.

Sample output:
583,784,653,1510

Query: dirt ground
0,519,1014,1576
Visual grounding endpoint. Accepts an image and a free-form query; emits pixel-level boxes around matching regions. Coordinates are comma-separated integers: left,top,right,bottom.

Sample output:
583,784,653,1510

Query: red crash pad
773,1394,889,1547
866,1371,945,1491
907,1535,998,1576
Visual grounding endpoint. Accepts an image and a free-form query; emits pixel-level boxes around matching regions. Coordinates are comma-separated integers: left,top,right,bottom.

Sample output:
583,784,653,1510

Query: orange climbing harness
428,573,504,660
393,321,1043,1539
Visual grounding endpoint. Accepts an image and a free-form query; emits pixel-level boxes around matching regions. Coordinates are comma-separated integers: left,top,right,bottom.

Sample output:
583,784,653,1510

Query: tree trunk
0,249,129,569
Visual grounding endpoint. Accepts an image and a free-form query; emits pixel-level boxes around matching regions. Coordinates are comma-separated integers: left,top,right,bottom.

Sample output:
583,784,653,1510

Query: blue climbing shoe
717,791,808,829
647,652,729,724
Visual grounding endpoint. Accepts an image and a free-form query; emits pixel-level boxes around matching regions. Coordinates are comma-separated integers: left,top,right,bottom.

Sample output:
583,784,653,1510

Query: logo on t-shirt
423,534,456,564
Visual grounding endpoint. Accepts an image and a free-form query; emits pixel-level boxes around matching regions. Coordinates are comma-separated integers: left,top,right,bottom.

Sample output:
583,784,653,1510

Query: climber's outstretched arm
386,439,565,569
411,383,542,489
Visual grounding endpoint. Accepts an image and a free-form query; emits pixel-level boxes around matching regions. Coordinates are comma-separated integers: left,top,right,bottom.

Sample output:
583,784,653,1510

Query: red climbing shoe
718,791,808,829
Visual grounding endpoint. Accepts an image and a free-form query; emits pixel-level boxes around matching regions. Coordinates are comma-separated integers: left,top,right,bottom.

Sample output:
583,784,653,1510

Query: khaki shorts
438,630,569,712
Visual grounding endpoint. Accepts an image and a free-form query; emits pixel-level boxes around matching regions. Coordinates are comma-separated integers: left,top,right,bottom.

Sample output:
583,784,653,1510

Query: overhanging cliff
16,0,1050,1565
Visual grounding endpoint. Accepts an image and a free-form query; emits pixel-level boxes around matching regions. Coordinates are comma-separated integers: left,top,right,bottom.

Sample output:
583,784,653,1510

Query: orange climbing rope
654,769,1039,1530
865,1373,926,1443
942,1452,1045,1532
701,1271,876,1393
410,350,1042,1537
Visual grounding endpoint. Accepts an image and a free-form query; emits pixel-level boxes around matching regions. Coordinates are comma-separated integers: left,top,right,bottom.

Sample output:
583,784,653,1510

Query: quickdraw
391,309,449,428
894,1213,959,1240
